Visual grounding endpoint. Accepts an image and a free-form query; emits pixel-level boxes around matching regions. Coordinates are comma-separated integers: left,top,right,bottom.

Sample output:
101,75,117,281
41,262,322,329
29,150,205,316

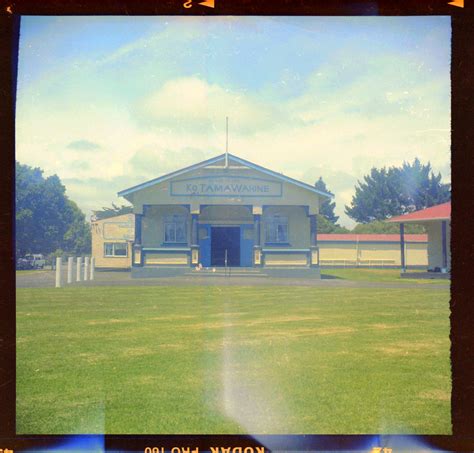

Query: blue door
198,224,211,267
240,224,254,267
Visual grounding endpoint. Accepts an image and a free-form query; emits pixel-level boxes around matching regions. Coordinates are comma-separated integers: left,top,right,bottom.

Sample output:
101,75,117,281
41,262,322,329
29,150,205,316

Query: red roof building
388,202,451,223
386,202,451,273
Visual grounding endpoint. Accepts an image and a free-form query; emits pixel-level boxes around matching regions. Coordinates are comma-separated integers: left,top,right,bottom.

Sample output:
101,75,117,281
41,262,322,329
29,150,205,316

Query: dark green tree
351,220,425,234
398,158,451,212
316,214,350,234
63,200,92,255
15,162,91,256
92,203,133,220
345,159,450,223
314,177,339,224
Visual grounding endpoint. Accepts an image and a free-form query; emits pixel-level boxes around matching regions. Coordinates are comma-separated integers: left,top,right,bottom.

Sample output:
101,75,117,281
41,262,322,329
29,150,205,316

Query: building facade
91,213,134,270
117,153,332,277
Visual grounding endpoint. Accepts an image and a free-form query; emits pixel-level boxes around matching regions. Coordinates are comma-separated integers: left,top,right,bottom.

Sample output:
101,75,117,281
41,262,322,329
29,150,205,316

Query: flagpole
225,116,229,168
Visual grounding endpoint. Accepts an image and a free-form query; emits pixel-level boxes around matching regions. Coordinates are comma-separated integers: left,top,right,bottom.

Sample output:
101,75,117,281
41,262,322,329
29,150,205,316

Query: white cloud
135,77,285,135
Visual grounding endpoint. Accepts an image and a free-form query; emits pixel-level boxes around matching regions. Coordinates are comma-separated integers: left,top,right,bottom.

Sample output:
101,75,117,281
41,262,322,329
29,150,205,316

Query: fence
319,259,397,267
55,256,95,288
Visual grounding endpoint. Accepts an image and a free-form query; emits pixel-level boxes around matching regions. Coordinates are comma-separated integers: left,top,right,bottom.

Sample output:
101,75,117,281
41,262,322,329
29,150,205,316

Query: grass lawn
321,267,450,284
17,285,451,434
16,269,49,274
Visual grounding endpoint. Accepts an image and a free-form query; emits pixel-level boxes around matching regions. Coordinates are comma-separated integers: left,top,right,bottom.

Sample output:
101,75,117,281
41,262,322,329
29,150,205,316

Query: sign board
103,221,134,240
170,175,282,197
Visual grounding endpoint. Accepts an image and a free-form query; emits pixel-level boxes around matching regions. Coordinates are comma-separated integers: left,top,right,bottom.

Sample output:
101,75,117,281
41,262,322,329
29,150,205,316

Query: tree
314,177,339,224
15,162,91,256
345,159,450,223
317,214,350,234
92,203,133,220
351,220,425,234
63,200,92,255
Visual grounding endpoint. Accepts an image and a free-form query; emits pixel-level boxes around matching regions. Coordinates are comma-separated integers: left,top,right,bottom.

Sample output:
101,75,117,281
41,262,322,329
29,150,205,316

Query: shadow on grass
320,273,344,280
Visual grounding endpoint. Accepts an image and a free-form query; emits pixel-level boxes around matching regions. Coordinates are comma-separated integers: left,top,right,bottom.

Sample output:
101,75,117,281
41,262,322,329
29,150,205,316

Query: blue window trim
264,214,289,244
163,215,187,244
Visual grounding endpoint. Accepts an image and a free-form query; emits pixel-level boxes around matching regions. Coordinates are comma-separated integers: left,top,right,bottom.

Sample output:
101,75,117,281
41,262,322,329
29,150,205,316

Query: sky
16,16,451,227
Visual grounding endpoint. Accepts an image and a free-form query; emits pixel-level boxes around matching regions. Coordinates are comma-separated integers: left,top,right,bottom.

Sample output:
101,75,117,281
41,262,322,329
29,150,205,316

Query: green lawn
17,286,451,434
322,267,450,284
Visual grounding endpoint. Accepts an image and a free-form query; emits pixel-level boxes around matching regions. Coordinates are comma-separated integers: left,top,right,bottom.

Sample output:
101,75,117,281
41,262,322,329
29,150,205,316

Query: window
104,242,128,257
265,215,289,243
164,215,187,243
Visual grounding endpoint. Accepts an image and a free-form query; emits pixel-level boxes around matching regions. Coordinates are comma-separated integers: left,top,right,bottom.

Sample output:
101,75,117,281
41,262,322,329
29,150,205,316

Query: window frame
265,214,289,244
163,214,188,244
104,242,128,257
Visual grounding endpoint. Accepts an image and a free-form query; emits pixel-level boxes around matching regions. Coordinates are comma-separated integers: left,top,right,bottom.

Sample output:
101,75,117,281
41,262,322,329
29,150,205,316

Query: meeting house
117,153,333,278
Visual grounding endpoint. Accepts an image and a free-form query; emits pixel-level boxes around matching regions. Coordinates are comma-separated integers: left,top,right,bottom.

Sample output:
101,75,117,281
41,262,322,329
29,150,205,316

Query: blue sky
16,16,451,226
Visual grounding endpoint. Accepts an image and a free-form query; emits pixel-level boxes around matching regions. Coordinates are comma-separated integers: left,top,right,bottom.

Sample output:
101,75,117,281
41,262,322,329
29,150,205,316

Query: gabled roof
318,233,428,243
387,201,451,223
118,153,333,199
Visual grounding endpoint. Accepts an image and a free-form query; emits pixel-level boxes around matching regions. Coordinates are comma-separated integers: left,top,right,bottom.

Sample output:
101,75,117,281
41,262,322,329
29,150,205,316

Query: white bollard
90,257,95,280
55,257,62,288
84,256,89,281
76,257,82,282
67,257,73,284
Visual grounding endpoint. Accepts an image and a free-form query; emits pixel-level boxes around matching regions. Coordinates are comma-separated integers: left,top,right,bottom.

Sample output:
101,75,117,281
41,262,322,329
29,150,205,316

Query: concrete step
184,269,269,277
184,273,269,277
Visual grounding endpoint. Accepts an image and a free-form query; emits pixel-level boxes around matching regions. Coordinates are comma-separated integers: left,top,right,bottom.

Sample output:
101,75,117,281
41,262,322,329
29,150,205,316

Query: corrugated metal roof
388,202,451,223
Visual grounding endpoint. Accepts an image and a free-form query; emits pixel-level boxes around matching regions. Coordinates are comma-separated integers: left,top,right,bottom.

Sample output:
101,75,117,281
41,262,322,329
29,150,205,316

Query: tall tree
345,159,450,223
15,162,91,256
92,203,133,220
314,177,339,224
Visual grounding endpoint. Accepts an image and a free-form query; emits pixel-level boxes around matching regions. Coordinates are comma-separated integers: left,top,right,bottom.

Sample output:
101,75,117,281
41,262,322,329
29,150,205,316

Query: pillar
191,214,198,246
135,213,142,244
90,257,95,280
84,256,89,281
400,223,406,272
67,257,73,284
310,214,317,246
55,257,61,288
190,208,200,266
309,214,319,267
76,257,82,282
133,213,143,267
441,220,448,270
254,214,261,246
253,208,262,267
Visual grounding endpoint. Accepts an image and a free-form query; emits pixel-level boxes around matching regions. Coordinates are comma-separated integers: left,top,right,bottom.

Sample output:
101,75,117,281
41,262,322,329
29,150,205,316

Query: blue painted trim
169,174,283,197
160,242,188,247
143,247,191,252
263,248,309,253
134,214,142,244
228,154,333,198
400,223,406,270
118,153,333,199
264,242,291,246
